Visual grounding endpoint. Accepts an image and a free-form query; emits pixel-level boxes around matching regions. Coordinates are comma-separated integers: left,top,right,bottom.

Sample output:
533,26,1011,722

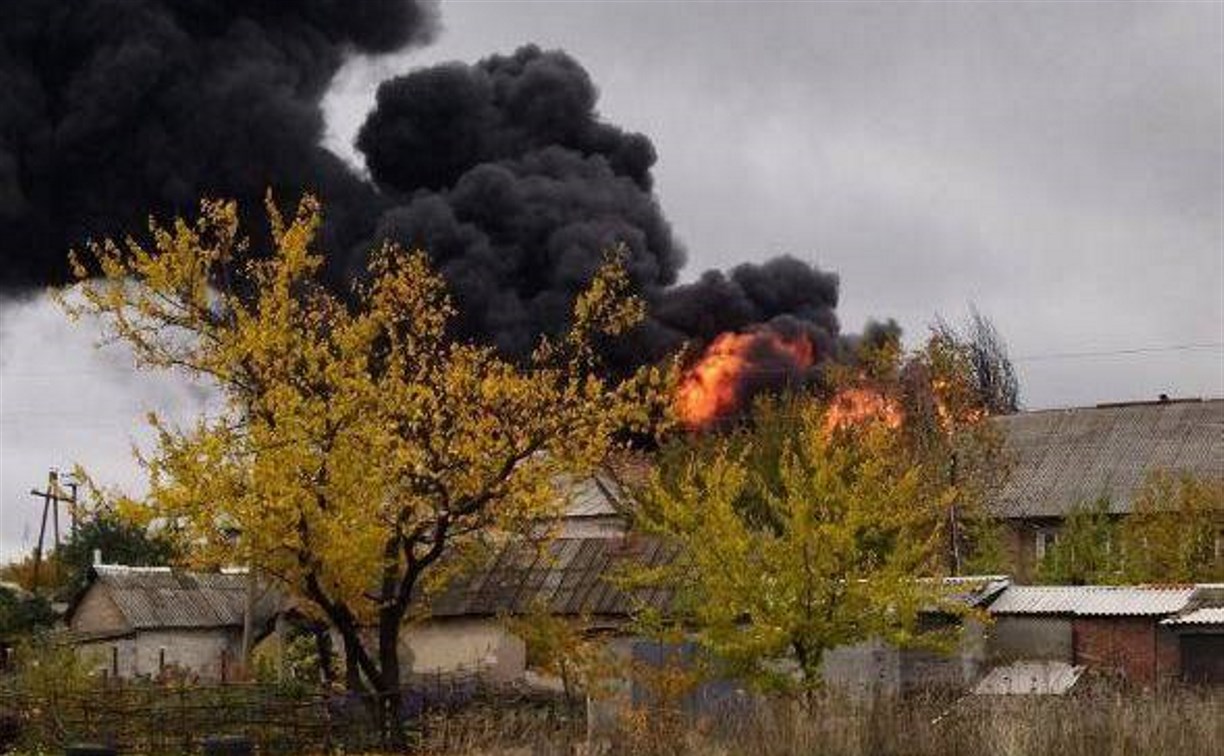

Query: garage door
1180,634,1224,684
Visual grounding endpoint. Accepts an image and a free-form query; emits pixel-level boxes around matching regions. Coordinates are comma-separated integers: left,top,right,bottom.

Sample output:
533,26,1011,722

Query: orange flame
824,387,904,434
676,330,814,429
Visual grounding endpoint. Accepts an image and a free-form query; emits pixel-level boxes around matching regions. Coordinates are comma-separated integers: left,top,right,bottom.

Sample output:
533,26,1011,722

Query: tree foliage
58,195,672,740
0,510,176,601
1036,499,1119,585
631,390,996,696
1120,473,1223,583
1035,474,1223,585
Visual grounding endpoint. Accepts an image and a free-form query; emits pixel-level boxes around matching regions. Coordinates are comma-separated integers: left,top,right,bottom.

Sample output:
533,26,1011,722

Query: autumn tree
1119,473,1224,583
59,196,670,743
630,392,976,700
1036,499,1119,585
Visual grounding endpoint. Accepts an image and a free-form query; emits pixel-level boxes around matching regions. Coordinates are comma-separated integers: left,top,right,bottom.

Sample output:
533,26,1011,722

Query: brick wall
1072,617,1180,684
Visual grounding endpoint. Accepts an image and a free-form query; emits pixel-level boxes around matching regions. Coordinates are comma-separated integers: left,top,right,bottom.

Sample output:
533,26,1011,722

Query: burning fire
823,387,904,434
676,330,814,429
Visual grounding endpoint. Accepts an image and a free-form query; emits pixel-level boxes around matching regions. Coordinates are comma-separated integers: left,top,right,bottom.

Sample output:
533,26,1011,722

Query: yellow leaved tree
58,196,672,741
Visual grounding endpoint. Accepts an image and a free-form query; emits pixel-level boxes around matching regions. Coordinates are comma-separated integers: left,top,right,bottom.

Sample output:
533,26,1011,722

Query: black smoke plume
2,3,857,391
1,0,436,290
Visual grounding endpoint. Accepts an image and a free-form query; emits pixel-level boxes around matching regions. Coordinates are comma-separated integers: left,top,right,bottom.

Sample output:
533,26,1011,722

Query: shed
986,584,1201,684
64,565,278,681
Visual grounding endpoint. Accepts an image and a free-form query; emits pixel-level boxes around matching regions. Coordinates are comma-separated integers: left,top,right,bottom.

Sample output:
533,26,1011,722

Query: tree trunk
378,606,406,749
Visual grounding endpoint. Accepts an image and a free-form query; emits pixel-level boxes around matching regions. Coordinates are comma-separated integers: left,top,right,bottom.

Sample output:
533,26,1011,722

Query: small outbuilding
985,584,1219,685
64,564,278,681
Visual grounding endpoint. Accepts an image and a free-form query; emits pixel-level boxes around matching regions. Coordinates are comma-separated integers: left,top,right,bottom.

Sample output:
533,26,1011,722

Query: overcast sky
2,0,1221,559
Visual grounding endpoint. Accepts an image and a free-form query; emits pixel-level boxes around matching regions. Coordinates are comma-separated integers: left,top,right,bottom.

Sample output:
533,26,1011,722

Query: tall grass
426,687,1223,756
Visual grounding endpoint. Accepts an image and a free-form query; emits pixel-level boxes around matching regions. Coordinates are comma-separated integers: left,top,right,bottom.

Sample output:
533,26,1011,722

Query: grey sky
1,0,1221,559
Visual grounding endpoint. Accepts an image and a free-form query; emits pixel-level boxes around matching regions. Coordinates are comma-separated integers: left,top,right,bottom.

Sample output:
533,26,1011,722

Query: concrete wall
401,617,526,682
989,616,1074,662
821,639,901,696
76,629,241,681
821,619,990,696
1073,617,1180,685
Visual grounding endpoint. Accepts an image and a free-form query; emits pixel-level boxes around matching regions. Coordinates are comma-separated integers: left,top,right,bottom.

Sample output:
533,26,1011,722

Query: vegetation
1121,472,1224,583
0,587,56,642
57,195,672,743
0,510,176,601
628,331,1007,699
1038,474,1224,584
1036,499,1118,585
932,305,1021,415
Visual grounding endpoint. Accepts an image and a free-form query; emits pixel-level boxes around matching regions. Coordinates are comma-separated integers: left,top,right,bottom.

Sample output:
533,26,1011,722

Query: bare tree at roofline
933,306,1021,415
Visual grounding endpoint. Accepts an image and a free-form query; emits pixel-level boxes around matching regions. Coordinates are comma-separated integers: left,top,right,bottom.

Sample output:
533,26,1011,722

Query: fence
0,670,586,754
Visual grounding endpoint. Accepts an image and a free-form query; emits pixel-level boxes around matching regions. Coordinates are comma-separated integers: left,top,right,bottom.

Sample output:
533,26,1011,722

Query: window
1035,529,1058,560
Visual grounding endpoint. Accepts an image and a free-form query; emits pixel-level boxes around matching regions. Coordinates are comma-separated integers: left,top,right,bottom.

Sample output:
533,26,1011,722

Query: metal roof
989,399,1223,519
988,585,1197,617
973,661,1084,696
80,565,279,631
1162,607,1224,626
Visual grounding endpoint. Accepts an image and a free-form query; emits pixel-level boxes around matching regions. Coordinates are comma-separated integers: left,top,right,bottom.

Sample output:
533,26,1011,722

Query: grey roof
990,399,1224,519
973,661,1084,696
988,585,1197,617
430,536,677,618
78,565,278,631
560,470,629,519
1162,607,1224,626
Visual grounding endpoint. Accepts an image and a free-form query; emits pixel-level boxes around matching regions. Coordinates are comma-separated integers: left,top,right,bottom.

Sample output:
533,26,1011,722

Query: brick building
986,584,1221,685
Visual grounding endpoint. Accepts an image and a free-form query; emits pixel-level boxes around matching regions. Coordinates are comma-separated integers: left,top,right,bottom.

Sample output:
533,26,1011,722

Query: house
64,564,279,681
990,397,1223,581
985,584,1224,685
399,465,658,682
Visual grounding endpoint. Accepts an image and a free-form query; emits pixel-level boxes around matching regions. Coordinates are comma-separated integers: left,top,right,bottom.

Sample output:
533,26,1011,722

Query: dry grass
420,686,1223,756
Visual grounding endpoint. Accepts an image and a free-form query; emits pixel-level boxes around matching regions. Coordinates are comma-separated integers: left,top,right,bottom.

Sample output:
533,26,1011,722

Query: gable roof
990,398,1223,519
69,565,278,631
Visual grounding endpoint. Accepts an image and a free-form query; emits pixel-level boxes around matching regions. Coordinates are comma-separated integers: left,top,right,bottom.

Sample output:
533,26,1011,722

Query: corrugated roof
990,399,1223,519
973,661,1084,695
1163,607,1224,626
84,565,278,630
988,585,1197,617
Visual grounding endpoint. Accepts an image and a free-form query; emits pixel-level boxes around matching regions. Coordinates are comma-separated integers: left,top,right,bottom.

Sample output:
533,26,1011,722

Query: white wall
401,618,527,682
76,628,241,681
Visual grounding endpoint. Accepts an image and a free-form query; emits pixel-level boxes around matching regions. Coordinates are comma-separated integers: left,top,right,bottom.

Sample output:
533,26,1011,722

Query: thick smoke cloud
0,0,436,290
2,5,850,380
355,46,845,362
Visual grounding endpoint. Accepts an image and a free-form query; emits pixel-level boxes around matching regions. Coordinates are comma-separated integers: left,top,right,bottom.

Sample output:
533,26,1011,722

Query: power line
1012,342,1224,362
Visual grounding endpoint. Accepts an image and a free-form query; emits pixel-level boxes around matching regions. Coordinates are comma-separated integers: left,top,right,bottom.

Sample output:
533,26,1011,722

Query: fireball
676,330,815,429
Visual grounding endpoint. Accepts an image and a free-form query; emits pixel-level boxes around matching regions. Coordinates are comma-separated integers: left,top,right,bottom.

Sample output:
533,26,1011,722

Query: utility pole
28,469,78,592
